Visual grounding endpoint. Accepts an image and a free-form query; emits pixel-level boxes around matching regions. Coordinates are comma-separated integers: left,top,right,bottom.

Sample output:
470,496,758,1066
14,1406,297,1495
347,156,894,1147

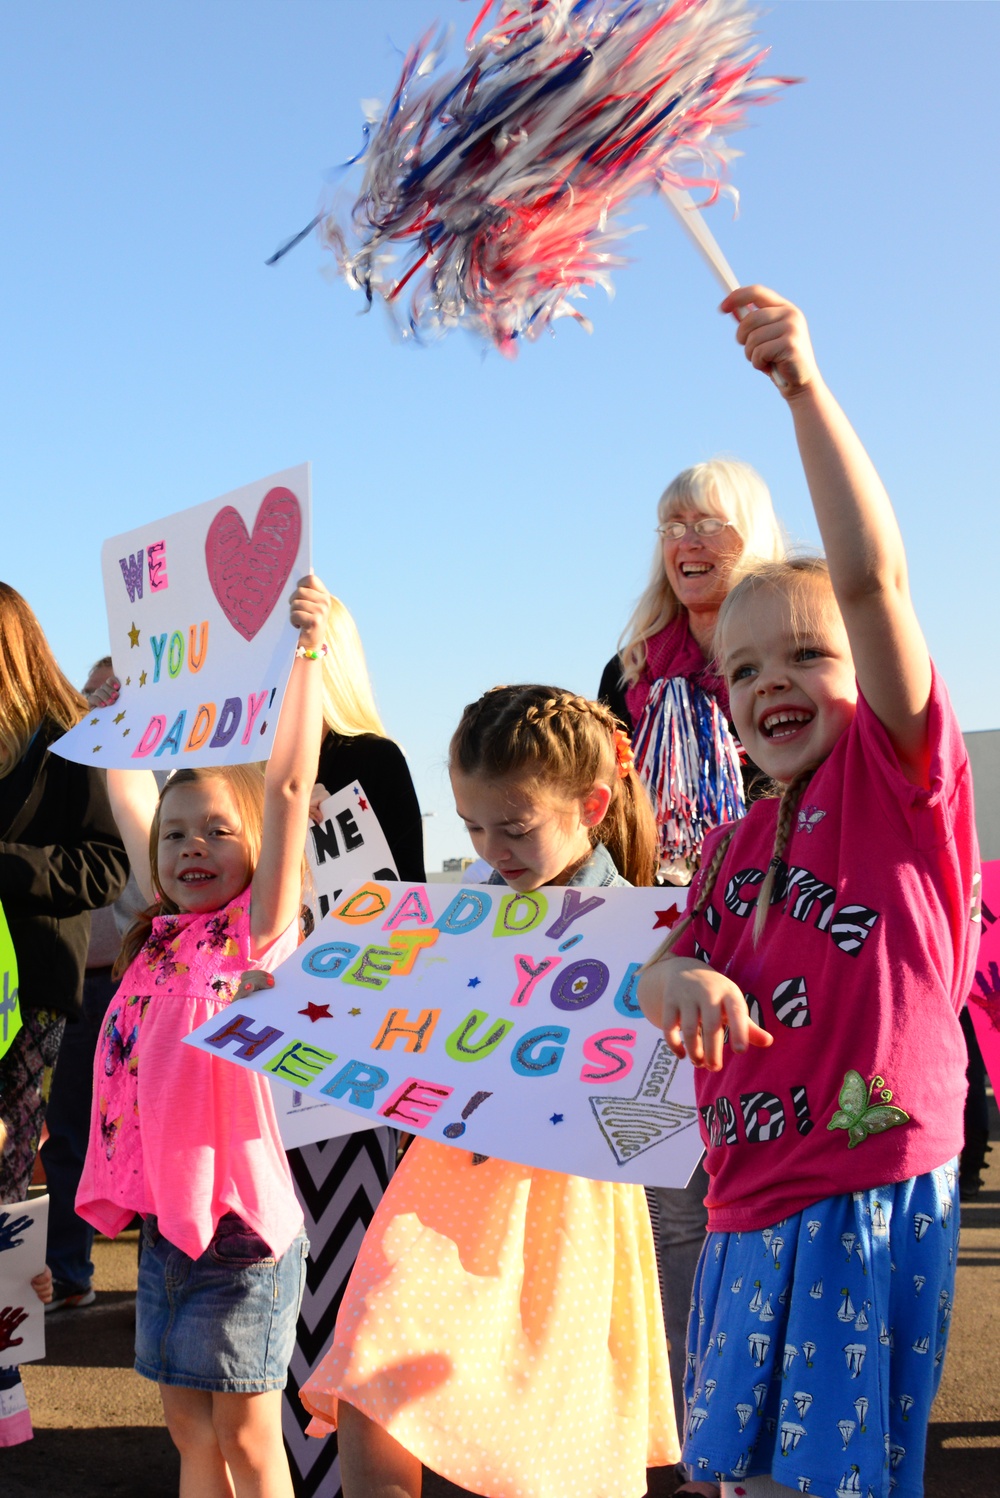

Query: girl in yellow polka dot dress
301,686,679,1498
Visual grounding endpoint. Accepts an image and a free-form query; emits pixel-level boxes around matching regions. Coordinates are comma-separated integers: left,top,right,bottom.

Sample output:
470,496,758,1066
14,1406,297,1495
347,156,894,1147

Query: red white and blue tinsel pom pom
631,674,745,870
313,0,793,352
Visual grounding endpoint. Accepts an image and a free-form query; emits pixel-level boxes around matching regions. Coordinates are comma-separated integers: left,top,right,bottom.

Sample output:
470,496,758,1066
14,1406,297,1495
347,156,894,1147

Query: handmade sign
279,783,400,1146
305,781,397,922
276,1087,377,1151
0,899,20,1064
186,880,703,1186
52,465,312,769
968,860,1000,1094
0,1195,48,1367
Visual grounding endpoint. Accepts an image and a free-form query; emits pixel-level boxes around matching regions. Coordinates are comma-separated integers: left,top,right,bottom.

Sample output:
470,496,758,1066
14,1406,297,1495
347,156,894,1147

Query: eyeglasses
657,517,731,541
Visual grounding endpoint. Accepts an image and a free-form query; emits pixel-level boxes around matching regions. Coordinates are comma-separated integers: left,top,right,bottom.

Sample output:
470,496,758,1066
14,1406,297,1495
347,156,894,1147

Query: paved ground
5,1102,997,1498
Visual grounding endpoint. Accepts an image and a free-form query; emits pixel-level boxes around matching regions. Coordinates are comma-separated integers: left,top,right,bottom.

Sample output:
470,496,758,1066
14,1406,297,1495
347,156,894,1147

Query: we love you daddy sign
54,465,312,769
185,879,704,1186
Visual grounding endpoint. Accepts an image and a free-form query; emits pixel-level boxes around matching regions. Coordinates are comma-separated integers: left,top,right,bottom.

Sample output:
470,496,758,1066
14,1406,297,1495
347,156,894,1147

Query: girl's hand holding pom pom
638,954,772,1071
722,286,821,398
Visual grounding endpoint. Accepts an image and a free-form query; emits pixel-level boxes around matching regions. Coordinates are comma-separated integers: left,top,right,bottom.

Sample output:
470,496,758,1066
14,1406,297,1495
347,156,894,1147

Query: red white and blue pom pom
631,674,745,870
299,0,792,352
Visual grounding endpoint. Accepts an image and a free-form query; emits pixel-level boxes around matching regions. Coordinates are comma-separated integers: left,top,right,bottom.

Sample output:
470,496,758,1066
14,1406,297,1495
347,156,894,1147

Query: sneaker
45,1281,96,1313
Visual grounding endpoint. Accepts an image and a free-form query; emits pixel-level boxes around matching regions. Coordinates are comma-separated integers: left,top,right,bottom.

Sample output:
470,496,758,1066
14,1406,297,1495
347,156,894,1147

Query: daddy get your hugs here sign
185,879,704,1187
53,465,311,769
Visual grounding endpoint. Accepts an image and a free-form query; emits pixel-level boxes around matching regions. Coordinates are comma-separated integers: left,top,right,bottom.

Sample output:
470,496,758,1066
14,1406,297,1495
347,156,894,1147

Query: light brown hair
450,684,659,887
114,765,266,976
0,582,88,776
647,558,837,965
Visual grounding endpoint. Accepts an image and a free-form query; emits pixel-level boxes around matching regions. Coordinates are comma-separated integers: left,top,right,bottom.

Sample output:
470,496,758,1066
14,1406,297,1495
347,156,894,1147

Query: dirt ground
4,1102,998,1498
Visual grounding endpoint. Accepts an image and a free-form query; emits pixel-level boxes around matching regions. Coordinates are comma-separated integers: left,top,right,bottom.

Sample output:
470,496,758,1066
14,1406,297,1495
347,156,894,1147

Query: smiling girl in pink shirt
639,289,979,1498
77,576,332,1498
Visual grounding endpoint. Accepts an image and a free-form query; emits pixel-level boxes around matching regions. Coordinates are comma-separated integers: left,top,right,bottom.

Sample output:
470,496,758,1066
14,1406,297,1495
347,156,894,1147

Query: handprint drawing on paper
0,1304,28,1352
0,1211,34,1253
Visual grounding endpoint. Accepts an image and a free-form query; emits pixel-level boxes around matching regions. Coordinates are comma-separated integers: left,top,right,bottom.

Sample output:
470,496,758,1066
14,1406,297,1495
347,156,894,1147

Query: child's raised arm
723,286,932,783
106,768,160,904
250,574,331,955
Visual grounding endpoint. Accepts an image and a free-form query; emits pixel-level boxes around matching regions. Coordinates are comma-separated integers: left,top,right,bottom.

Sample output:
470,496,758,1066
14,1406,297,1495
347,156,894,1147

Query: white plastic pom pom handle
662,186,788,392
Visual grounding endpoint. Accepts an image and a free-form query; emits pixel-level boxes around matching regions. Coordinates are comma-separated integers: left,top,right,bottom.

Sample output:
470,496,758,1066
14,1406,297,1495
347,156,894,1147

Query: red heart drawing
205,487,302,642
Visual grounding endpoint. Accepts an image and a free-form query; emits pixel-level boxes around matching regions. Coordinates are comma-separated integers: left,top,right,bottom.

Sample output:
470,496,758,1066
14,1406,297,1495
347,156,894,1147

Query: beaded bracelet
295,643,329,660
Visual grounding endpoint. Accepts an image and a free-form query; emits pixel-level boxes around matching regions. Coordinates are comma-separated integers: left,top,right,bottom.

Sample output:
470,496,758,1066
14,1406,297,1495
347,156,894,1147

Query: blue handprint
0,1211,34,1253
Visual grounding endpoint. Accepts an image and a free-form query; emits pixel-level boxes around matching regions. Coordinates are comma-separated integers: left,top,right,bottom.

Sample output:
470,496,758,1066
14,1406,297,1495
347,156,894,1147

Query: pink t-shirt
76,889,303,1260
672,669,980,1232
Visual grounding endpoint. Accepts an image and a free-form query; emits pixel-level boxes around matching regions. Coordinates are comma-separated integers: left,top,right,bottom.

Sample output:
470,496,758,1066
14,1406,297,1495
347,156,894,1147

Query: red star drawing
358,798,369,811
298,1001,333,1023
653,904,682,930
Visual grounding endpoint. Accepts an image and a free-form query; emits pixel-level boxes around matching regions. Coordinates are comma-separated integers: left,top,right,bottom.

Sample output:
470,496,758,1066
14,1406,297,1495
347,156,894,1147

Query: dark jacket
0,720,129,1019
317,732,425,883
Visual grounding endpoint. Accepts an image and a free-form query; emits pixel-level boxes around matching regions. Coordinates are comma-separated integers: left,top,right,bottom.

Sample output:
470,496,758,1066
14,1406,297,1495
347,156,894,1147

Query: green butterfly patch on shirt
827,1070,910,1149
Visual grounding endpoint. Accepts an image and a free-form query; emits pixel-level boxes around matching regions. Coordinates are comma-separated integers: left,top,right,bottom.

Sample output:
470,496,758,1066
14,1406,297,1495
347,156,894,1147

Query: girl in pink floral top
77,576,332,1498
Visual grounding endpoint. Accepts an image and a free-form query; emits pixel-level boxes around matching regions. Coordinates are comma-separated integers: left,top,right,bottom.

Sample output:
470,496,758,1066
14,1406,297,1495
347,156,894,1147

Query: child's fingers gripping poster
52,465,312,769
185,880,704,1186
968,859,1000,1093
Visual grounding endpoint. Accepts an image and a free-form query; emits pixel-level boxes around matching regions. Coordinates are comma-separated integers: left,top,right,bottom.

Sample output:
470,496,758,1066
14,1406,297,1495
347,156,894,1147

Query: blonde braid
641,827,735,973
751,767,814,945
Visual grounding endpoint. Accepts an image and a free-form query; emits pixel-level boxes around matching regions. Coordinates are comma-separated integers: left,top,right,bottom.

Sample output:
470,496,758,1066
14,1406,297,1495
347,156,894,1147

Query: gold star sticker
125,676,131,686
113,711,126,724
127,623,140,648
92,745,102,753
123,728,131,737
348,1007,362,1017
90,717,99,726
139,670,147,686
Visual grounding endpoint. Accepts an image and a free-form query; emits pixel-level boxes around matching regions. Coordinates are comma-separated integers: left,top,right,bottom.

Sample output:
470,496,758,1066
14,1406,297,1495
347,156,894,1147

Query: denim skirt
135,1212,309,1392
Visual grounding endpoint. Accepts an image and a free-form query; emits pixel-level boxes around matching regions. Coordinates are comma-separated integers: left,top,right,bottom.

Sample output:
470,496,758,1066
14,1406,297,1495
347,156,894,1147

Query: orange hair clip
613,728,635,780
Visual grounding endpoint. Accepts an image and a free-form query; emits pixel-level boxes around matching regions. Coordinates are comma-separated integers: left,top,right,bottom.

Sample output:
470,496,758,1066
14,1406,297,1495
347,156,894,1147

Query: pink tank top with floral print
76,889,302,1260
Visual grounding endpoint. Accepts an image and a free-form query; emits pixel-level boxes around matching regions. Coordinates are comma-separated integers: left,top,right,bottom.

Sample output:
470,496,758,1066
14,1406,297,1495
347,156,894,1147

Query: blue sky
3,1,998,871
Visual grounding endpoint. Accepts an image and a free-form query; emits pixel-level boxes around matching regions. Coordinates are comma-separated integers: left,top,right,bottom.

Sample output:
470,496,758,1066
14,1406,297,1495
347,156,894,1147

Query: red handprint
0,1304,28,1352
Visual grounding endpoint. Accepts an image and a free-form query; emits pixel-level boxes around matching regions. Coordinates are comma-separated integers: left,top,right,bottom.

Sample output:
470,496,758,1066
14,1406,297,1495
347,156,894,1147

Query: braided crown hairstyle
450,684,658,887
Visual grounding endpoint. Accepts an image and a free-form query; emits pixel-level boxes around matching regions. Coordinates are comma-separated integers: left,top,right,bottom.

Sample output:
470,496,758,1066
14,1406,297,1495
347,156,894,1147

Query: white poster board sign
276,1087,378,1149
52,465,312,769
187,880,702,1186
305,781,398,921
0,1195,49,1367
277,782,400,1147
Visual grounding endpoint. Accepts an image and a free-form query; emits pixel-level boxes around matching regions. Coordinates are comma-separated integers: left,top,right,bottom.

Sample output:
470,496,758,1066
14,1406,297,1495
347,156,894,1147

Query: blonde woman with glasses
598,464,785,1495
599,459,786,883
